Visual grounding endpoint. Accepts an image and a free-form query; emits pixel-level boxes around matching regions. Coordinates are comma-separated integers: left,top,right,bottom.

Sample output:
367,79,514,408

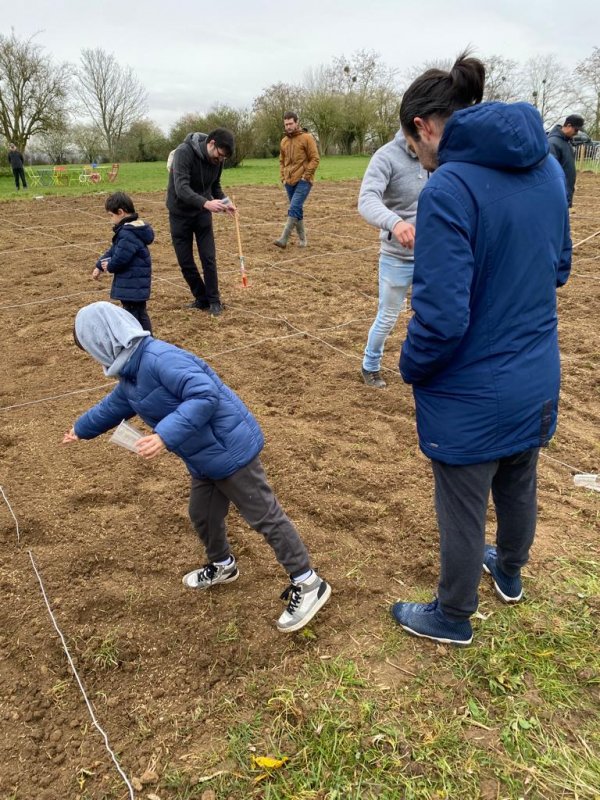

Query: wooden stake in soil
232,196,248,287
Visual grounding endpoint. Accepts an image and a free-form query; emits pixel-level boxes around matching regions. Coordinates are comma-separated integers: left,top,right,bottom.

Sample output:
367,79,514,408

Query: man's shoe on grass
209,301,225,317
361,367,387,389
276,572,331,632
391,599,473,646
182,558,239,589
483,545,523,603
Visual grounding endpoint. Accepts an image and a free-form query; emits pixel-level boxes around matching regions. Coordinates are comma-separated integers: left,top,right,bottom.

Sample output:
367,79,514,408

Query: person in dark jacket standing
547,114,584,207
63,302,331,633
389,53,572,646
93,192,154,333
166,128,236,317
7,143,27,190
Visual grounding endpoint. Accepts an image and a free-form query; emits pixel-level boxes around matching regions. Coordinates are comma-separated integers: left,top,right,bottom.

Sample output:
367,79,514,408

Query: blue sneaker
390,599,473,646
482,545,523,603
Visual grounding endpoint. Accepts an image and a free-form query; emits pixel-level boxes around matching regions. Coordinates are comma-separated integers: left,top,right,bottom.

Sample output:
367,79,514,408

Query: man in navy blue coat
390,54,572,645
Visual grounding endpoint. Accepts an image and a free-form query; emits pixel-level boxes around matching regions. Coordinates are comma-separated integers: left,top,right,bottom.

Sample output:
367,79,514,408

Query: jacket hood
184,131,208,160
394,129,418,159
75,301,150,377
124,219,155,245
439,102,548,170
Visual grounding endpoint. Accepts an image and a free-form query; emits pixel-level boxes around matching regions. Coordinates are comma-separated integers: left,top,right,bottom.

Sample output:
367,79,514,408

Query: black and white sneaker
182,558,239,589
276,572,331,632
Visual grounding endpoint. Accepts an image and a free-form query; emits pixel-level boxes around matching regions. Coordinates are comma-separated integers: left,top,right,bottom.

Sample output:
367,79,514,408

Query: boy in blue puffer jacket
62,302,331,633
93,193,154,333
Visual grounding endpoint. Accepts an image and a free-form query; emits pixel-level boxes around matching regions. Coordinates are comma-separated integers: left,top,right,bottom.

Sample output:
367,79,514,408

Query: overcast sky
7,0,598,132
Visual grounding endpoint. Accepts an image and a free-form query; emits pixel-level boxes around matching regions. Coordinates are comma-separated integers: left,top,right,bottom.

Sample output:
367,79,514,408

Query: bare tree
253,82,304,156
483,55,522,102
574,47,600,138
76,48,147,159
0,31,70,152
39,125,72,164
71,123,105,163
522,54,569,127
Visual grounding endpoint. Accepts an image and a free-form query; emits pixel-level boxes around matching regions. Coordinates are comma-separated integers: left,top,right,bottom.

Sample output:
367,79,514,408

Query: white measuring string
27,551,135,800
0,383,116,413
0,485,20,543
0,490,135,798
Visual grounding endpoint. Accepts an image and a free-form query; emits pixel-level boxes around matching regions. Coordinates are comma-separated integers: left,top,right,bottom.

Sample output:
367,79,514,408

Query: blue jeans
363,253,414,372
285,179,312,220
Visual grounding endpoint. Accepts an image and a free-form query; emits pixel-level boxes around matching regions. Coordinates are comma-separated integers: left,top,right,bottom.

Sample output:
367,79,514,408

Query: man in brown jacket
274,112,320,248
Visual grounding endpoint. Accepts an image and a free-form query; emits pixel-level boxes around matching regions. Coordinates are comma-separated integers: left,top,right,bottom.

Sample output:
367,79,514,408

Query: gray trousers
432,448,539,620
188,456,311,577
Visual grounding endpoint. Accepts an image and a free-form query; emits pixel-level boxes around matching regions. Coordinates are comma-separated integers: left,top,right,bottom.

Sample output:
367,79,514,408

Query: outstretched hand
62,428,79,444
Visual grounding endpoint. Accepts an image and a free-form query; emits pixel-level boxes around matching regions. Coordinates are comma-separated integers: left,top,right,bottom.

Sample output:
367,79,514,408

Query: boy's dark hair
284,111,298,122
400,51,485,139
207,128,235,157
105,192,135,214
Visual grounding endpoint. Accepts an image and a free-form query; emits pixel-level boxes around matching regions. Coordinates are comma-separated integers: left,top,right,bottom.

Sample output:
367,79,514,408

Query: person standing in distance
167,129,236,317
274,112,320,249
390,53,572,646
547,114,585,208
8,143,27,191
358,128,426,388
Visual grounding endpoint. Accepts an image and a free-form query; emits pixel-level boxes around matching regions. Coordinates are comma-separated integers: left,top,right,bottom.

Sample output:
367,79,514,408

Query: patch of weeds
216,621,239,643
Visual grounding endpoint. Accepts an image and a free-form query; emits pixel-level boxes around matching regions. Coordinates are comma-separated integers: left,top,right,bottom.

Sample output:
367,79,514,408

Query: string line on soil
539,451,590,473
0,288,108,311
0,485,21,543
0,382,115,412
572,229,600,248
27,550,135,800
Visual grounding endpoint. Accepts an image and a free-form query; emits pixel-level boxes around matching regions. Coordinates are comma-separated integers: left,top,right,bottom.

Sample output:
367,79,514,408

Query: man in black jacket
166,128,236,316
8,144,27,190
547,114,584,207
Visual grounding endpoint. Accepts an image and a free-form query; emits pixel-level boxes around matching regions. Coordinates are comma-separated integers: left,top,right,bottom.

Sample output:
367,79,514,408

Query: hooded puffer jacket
400,102,572,465
96,215,154,302
74,337,264,480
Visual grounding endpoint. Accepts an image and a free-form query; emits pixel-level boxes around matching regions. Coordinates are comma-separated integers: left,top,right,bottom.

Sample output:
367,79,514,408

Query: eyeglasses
215,147,228,161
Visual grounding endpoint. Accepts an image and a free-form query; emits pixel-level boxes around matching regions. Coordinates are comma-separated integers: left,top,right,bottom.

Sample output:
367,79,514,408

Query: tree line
1,32,599,167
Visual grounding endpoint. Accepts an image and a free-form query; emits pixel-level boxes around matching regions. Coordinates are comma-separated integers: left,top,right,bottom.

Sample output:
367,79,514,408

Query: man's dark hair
284,111,298,122
207,128,235,157
400,51,485,139
564,114,584,130
105,192,135,214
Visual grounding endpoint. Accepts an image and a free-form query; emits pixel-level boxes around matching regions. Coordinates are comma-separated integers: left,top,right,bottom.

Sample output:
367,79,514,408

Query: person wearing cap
547,114,585,207
166,128,237,316
7,143,27,190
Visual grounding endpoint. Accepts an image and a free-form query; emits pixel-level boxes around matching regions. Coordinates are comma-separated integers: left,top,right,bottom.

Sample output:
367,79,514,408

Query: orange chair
107,163,120,183
52,166,69,186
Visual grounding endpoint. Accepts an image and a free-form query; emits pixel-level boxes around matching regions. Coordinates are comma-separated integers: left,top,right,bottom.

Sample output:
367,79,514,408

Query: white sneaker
182,558,239,589
276,572,331,632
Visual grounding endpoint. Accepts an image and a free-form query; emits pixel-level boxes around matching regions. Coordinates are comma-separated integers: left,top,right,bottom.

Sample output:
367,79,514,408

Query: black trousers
188,457,311,577
121,300,152,334
169,212,220,305
431,448,539,620
12,167,27,189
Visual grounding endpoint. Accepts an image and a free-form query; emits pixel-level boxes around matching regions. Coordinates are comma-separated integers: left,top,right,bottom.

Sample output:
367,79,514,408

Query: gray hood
75,301,150,377
184,131,208,160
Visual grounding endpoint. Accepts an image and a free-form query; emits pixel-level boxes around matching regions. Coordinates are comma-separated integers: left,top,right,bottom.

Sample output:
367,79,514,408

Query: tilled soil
0,174,598,798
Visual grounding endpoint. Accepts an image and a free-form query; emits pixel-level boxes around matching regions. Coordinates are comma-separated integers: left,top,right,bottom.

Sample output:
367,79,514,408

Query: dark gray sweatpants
188,456,311,577
432,448,539,620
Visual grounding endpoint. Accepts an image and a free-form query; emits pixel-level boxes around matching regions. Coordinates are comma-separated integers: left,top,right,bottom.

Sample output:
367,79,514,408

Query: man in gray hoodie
358,130,427,388
167,128,236,316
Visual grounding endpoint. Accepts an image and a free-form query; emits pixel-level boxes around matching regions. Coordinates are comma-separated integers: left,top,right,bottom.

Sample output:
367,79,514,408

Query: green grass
158,558,600,800
0,156,370,201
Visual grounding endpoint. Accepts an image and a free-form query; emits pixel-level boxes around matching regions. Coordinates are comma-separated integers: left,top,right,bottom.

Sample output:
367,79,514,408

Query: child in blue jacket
62,302,331,633
93,192,154,333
